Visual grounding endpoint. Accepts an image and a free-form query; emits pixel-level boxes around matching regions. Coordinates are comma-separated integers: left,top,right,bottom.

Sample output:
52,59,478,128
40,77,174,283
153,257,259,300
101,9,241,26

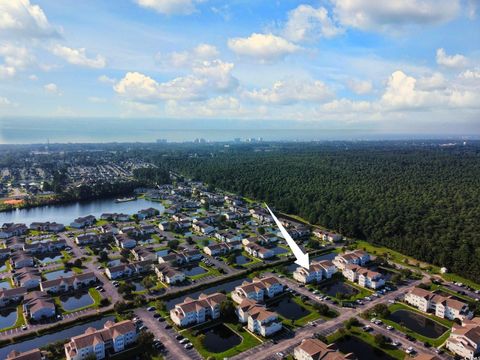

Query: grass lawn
327,326,405,359
379,302,452,347
181,321,262,360
61,250,72,262
0,306,26,332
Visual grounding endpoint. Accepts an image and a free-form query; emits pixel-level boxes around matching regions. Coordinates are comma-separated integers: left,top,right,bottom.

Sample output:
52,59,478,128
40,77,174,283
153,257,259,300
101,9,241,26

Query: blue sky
0,0,479,135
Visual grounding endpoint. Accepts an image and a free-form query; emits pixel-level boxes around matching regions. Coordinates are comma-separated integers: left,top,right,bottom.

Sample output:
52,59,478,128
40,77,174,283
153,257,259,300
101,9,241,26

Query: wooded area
164,143,480,282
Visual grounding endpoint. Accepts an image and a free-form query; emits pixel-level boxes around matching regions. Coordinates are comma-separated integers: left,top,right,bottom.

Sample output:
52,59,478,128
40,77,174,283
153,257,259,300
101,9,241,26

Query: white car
386,325,394,330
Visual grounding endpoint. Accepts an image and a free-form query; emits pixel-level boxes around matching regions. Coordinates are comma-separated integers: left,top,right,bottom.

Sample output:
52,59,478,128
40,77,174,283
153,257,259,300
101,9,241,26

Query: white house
293,260,337,284
246,305,282,337
170,292,226,327
65,320,137,360
333,250,370,270
232,276,283,304
23,291,56,321
446,318,480,359
405,287,473,321
155,264,185,284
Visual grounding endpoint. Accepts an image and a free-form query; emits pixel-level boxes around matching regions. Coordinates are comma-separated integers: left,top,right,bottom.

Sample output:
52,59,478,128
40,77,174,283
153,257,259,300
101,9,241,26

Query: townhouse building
170,292,226,327
203,241,242,256
333,250,370,270
40,272,97,293
293,260,337,284
13,267,41,289
405,287,473,321
232,276,283,304
70,215,96,229
155,263,185,284
0,287,27,307
446,317,480,359
65,320,137,360
23,291,56,321
6,349,43,360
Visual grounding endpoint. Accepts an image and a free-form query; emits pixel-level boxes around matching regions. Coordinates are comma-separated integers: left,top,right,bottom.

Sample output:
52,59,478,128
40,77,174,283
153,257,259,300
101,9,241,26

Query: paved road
135,308,202,360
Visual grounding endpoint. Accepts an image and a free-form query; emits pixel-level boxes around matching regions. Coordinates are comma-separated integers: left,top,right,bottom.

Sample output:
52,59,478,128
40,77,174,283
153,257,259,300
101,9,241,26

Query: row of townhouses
405,287,473,321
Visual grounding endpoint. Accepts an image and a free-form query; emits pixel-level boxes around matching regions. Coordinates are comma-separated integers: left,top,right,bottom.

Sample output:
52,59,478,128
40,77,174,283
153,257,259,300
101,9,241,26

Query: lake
60,292,94,311
235,255,250,265
387,309,448,338
0,198,165,225
0,316,115,359
336,336,396,360
268,296,310,320
201,324,242,353
43,269,74,281
0,308,17,330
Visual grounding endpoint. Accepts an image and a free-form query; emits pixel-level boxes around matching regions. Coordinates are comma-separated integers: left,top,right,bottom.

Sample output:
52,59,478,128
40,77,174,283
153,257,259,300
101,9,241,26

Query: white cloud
436,48,468,68
29,74,38,81
283,5,342,42
459,69,480,80
0,0,58,38
0,44,34,68
134,0,200,15
347,79,373,94
194,43,218,59
381,70,429,109
156,43,219,68
44,82,60,94
0,65,16,78
417,72,446,90
228,33,299,62
115,59,238,102
51,45,106,68
331,0,460,32
0,96,12,106
98,75,117,84
244,79,333,105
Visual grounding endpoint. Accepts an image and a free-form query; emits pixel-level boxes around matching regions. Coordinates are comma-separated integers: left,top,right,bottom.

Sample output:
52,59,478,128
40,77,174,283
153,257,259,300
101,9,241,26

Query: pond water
272,247,289,255
0,198,165,225
166,277,248,310
268,296,310,320
183,265,207,277
0,264,6,272
132,281,145,292
0,315,115,359
43,269,74,281
235,255,250,265
387,310,448,338
36,253,63,265
107,259,122,267
336,336,396,360
319,281,359,298
201,324,242,353
0,308,17,329
60,292,94,311
0,280,12,289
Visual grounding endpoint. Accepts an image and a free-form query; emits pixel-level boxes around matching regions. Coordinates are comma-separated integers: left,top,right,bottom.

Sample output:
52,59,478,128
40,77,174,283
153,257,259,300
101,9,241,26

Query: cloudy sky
0,0,479,134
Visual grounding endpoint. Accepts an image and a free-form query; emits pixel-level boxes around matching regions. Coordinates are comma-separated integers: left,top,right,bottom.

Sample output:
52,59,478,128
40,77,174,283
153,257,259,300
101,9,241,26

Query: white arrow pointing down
266,204,310,270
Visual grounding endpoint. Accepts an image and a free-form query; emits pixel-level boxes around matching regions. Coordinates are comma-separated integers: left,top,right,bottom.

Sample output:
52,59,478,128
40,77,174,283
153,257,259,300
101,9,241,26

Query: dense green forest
164,143,480,282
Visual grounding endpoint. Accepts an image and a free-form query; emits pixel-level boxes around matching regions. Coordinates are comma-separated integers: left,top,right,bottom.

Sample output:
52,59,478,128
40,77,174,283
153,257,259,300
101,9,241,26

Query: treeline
163,143,480,282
